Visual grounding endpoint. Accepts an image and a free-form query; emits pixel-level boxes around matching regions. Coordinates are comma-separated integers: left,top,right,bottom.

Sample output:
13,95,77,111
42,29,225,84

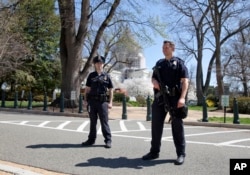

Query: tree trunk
196,59,204,106
57,0,121,108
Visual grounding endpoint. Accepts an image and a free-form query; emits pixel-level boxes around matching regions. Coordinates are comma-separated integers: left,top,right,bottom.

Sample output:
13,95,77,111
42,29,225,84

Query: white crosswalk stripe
56,121,71,129
137,122,146,130
38,121,50,127
1,119,250,149
0,120,149,133
97,126,102,134
76,121,90,132
119,120,128,131
20,121,29,125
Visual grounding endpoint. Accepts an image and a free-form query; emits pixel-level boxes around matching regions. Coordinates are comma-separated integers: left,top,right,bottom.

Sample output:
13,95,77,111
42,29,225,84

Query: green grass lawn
188,106,218,111
208,117,250,124
1,101,45,108
189,106,250,124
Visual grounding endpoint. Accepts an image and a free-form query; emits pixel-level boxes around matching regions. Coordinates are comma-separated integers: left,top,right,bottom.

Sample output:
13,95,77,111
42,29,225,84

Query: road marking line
217,138,250,146
20,121,29,125
137,122,146,130
77,121,89,131
120,120,128,131
185,129,249,137
97,126,102,134
112,133,151,140
38,121,50,127
111,129,150,133
56,121,71,129
1,120,250,149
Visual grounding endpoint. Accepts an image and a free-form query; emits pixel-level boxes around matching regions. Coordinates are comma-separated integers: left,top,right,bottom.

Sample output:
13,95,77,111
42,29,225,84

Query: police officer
82,55,114,148
142,40,189,165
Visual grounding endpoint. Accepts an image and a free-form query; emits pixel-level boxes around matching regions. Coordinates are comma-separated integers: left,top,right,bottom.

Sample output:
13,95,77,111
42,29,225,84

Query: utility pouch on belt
176,105,188,119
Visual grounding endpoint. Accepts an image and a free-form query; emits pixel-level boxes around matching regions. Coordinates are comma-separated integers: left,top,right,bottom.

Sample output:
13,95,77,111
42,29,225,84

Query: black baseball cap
93,56,105,64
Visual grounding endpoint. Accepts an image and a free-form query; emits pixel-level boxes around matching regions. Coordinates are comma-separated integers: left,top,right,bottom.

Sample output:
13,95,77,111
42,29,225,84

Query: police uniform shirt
86,71,113,96
152,57,189,91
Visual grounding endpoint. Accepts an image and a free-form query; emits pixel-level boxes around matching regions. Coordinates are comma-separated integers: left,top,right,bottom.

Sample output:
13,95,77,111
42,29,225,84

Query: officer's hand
83,100,88,108
108,103,112,109
152,79,160,90
177,98,185,108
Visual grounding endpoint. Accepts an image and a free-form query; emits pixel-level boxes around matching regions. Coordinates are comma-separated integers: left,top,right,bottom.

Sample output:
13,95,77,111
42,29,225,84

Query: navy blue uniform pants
87,100,112,143
150,99,186,157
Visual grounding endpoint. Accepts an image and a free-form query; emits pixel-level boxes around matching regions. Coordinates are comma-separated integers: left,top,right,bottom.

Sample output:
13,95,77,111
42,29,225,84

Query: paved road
0,111,250,175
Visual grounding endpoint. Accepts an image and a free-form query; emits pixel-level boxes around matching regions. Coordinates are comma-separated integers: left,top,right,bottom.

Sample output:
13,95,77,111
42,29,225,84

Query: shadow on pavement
75,157,176,169
26,143,85,149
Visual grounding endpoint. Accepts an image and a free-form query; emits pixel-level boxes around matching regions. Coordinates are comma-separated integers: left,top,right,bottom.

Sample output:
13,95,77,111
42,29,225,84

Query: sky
139,1,195,69
141,1,216,85
143,42,163,70
140,2,168,70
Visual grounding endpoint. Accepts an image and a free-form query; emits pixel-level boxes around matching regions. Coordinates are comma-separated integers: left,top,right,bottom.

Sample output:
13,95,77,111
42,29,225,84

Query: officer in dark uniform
82,55,114,148
142,40,189,165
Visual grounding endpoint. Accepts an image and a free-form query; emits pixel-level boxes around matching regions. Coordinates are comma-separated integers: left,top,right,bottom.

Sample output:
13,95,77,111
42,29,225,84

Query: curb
0,163,42,175
184,121,250,129
0,107,88,118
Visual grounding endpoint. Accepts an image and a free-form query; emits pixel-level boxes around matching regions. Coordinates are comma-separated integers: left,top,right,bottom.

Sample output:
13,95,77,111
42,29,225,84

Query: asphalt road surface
0,112,250,175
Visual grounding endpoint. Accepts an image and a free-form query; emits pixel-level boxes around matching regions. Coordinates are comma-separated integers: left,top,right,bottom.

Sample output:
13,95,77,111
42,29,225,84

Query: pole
122,95,127,120
27,91,32,110
223,106,227,123
202,96,208,122
14,91,18,109
43,92,47,111
78,94,83,113
146,95,152,121
1,90,5,107
233,97,240,124
60,92,64,112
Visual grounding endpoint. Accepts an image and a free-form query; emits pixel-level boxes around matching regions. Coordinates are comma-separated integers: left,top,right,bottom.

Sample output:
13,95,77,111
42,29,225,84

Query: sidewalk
109,106,250,129
0,106,250,128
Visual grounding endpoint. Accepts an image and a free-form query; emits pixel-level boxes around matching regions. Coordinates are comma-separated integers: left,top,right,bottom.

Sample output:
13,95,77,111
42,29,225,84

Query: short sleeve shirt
152,57,189,90
86,71,113,96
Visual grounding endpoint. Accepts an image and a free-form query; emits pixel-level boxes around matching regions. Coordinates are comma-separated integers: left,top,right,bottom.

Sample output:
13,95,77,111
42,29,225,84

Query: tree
120,78,153,98
223,31,250,96
17,0,60,60
0,0,61,94
57,0,166,103
207,0,249,100
15,0,61,93
163,0,250,105
109,28,143,72
0,0,30,79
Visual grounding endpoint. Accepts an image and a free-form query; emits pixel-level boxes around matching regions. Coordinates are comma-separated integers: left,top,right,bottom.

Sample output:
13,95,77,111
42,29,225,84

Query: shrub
33,95,52,102
206,99,215,107
136,95,146,107
113,93,129,102
206,94,217,107
127,101,140,107
229,97,250,114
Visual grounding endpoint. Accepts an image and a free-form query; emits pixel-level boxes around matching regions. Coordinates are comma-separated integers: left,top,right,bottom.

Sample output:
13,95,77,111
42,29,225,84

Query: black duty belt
88,94,107,102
